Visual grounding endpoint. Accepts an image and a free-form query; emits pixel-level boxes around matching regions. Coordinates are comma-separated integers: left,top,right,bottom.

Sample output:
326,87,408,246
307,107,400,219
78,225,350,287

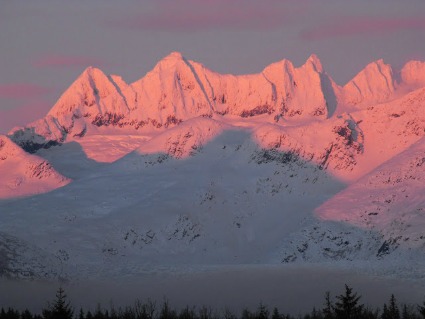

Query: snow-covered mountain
0,135,69,199
316,135,425,256
1,52,425,280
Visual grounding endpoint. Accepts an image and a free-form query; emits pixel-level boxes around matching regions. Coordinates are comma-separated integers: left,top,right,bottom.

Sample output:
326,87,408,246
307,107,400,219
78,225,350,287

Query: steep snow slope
0,135,69,199
1,113,425,279
344,86,425,179
0,232,61,279
316,135,425,256
133,117,226,158
7,83,425,198
0,124,345,278
341,59,396,108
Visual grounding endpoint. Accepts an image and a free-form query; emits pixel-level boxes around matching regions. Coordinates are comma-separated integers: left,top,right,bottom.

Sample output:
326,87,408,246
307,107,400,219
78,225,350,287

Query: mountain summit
1,53,425,279
10,53,425,150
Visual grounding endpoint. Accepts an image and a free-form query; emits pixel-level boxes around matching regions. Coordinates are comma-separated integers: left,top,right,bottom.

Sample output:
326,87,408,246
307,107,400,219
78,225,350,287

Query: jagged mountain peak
81,65,107,77
72,66,123,93
164,51,185,60
261,59,294,85
367,58,392,73
400,60,425,88
342,58,395,107
151,51,189,73
48,65,128,117
10,53,425,152
305,53,323,72
347,59,393,83
353,58,393,79
262,54,324,76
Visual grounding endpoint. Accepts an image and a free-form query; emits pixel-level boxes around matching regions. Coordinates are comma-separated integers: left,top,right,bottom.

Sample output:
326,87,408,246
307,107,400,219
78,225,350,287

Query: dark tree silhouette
323,291,334,319
256,303,269,319
333,284,363,319
418,300,425,319
271,307,281,319
134,299,156,319
382,294,400,319
0,308,20,319
78,308,85,319
198,305,213,319
42,287,73,319
178,305,196,319
21,309,33,319
159,299,177,319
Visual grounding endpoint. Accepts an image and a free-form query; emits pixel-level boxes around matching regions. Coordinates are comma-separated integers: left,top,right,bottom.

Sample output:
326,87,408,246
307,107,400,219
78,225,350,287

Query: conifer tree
362,306,379,319
401,304,415,319
384,294,400,319
198,305,212,319
178,305,196,319
3,308,20,319
382,304,390,319
223,308,237,319
42,287,73,319
134,299,156,319
401,305,408,319
78,308,85,319
21,309,33,319
271,307,281,319
333,284,363,319
323,291,334,319
256,303,269,319
418,300,425,319
310,307,321,319
159,299,177,319
241,308,253,319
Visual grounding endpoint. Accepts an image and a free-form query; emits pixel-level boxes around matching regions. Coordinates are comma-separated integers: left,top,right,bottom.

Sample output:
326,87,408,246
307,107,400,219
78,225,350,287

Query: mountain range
1,52,424,280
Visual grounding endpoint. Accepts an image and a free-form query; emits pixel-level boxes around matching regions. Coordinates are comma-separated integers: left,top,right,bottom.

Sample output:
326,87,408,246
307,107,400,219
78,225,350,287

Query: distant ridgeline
7,52,425,151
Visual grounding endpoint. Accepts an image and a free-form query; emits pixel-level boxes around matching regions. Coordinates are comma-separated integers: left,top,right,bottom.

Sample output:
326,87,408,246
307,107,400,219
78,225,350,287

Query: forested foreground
1,285,425,319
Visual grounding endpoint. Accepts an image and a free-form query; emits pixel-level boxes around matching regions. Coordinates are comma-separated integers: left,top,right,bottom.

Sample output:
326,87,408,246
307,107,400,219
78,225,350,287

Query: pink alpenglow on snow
2,52,425,280
0,135,70,199
7,52,425,183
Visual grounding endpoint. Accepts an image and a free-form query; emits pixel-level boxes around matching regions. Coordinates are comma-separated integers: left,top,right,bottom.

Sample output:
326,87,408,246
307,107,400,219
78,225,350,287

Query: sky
1,0,425,134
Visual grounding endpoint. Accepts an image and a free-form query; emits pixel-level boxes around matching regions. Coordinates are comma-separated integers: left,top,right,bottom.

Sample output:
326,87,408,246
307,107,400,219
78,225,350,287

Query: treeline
1,285,425,319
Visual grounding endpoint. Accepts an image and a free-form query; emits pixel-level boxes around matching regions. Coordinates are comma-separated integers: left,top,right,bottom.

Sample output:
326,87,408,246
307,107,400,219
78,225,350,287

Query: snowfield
1,53,425,305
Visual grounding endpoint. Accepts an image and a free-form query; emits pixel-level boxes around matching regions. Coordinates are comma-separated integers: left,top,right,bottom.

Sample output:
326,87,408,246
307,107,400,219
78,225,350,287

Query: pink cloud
0,84,52,99
301,16,425,40
33,55,106,68
106,0,304,31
